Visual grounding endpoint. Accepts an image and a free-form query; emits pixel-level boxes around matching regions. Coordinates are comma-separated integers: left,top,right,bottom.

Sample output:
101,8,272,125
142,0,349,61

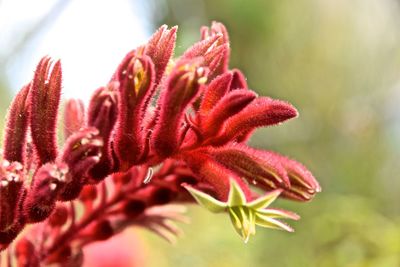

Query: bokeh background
1,0,400,266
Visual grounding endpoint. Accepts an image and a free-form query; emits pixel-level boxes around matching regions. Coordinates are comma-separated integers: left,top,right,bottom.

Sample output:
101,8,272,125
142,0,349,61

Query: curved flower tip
184,180,299,243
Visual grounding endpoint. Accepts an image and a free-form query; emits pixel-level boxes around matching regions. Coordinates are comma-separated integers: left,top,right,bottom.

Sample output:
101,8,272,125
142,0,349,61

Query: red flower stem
7,249,12,267
44,192,123,259
69,201,76,227
43,182,147,260
99,182,108,206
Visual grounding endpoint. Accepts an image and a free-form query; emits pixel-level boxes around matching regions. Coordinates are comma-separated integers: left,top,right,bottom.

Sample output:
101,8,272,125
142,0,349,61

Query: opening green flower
184,180,300,242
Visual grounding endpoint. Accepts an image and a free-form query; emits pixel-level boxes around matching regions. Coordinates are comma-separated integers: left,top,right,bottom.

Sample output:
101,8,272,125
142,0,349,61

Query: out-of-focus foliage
142,196,400,267
143,0,400,266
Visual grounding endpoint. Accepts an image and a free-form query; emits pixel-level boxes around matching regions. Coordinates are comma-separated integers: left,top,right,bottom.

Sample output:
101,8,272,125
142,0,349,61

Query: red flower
0,22,320,264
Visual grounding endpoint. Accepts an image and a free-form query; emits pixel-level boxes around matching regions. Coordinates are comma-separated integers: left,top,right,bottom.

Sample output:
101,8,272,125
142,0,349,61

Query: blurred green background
1,0,400,266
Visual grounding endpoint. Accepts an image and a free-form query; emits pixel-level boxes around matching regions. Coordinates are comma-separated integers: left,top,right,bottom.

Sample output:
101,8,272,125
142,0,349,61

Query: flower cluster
0,22,320,266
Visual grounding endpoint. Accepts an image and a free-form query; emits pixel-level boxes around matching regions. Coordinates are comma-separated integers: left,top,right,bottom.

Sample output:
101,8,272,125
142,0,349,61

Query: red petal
183,150,252,202
205,144,291,189
263,152,321,202
201,89,256,138
215,97,298,144
230,69,248,90
199,72,233,115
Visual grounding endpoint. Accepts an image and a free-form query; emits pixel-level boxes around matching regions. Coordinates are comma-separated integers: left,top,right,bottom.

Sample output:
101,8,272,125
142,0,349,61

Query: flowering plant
0,22,320,266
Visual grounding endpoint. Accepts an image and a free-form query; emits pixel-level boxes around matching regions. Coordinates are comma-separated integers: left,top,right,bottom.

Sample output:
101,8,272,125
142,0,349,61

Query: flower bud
203,44,229,79
230,69,248,90
87,84,118,181
90,220,114,241
29,57,62,164
3,84,30,163
88,83,118,139
184,150,252,201
48,204,69,227
23,163,67,223
64,98,85,139
0,161,24,231
200,21,230,77
206,144,291,189
199,72,233,116
214,97,298,145
144,25,177,85
0,222,24,251
201,89,256,137
114,55,155,169
259,152,321,202
150,187,174,206
122,199,146,218
58,128,103,200
182,34,221,62
79,185,98,202
152,59,208,158
181,33,227,79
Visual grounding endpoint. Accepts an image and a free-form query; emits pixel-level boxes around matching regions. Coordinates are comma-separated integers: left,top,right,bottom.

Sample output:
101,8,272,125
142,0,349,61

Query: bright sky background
0,0,151,102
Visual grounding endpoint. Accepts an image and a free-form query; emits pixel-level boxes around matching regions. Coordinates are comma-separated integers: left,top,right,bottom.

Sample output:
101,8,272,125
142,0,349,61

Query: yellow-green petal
184,185,227,213
248,189,282,210
227,179,247,207
256,208,300,220
255,213,294,232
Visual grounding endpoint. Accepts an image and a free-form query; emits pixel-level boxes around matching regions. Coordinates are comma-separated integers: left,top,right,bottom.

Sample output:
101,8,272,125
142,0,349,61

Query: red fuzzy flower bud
0,161,24,231
114,55,155,169
200,21,230,77
0,222,24,251
23,163,68,223
213,97,298,145
201,89,256,138
58,128,103,200
184,150,252,201
48,204,69,227
29,56,62,164
181,33,228,79
89,220,114,241
204,144,290,190
149,186,175,206
79,185,98,202
144,25,177,85
87,83,118,181
199,72,233,116
152,59,208,158
3,84,30,163
230,69,248,90
258,151,321,201
64,98,85,139
122,199,146,218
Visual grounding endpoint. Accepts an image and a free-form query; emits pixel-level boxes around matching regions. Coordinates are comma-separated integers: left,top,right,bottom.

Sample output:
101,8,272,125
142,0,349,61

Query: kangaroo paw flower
185,180,298,242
